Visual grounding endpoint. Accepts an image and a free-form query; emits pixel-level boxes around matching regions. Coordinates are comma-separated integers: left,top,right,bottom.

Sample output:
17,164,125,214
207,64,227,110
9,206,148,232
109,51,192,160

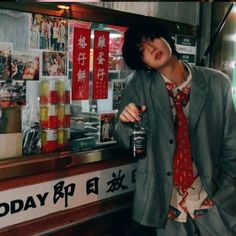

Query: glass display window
0,2,197,161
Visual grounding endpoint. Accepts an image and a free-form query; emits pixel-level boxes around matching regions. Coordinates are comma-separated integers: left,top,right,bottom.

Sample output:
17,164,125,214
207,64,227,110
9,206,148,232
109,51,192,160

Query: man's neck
159,58,188,87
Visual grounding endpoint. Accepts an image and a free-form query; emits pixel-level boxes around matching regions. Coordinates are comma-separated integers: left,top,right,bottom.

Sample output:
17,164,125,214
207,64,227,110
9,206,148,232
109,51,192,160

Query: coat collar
188,64,207,132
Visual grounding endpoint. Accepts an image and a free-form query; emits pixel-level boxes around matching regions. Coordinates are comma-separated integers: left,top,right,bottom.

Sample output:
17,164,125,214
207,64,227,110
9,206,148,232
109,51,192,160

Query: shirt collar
162,61,192,91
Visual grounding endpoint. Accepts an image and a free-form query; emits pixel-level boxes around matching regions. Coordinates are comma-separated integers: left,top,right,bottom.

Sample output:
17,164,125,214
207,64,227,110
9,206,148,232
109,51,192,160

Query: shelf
0,145,131,181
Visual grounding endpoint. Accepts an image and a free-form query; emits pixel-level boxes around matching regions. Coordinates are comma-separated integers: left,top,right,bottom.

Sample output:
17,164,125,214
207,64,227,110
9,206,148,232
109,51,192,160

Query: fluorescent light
91,32,122,39
57,5,70,10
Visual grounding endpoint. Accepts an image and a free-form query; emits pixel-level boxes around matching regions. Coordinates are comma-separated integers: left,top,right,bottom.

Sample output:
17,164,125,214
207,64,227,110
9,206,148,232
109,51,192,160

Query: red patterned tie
166,82,194,193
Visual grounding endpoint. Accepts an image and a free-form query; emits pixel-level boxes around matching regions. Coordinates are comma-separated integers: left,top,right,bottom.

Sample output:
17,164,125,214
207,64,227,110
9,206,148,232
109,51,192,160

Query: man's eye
138,48,144,54
138,44,144,52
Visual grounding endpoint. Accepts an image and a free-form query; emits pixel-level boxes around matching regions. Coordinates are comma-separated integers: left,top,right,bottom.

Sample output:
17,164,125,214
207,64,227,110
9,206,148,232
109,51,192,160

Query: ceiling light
57,5,70,10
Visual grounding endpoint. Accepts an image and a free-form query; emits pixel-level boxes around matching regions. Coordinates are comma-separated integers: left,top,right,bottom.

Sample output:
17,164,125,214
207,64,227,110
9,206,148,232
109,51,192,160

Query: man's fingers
120,108,136,122
120,103,143,123
141,105,147,113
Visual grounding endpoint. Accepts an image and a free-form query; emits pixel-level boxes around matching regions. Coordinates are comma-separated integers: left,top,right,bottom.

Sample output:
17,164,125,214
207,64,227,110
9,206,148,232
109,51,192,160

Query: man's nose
146,43,156,54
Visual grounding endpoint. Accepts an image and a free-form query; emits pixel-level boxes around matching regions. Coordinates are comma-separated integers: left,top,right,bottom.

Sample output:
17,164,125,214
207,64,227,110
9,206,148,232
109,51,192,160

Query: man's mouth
155,51,163,60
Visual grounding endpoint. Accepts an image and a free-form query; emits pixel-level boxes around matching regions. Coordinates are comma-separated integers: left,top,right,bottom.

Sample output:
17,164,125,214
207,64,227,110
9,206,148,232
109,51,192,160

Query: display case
0,2,198,235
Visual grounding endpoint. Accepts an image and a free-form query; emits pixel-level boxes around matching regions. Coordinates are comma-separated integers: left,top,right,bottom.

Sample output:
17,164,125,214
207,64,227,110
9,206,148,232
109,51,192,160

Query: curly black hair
122,21,180,71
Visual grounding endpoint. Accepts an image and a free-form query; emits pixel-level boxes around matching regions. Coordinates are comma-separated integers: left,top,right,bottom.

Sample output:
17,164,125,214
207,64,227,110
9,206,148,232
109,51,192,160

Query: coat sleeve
114,72,143,150
213,77,236,215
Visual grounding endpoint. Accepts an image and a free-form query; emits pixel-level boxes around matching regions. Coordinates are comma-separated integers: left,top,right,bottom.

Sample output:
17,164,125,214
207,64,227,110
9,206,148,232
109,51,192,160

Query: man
115,21,236,235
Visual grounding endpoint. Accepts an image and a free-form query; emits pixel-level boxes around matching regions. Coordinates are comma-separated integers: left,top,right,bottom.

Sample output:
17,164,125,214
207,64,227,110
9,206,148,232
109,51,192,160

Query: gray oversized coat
115,63,236,228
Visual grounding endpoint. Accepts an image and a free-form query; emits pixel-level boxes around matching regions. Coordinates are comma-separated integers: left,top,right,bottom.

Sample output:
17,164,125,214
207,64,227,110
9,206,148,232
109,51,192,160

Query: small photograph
11,52,40,80
0,107,21,134
112,79,126,110
99,112,117,144
0,43,12,80
22,121,41,155
0,80,26,107
30,13,68,51
42,51,67,77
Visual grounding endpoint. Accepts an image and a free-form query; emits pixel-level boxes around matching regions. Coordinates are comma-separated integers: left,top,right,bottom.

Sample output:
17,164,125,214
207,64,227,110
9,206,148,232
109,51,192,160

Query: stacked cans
40,78,71,152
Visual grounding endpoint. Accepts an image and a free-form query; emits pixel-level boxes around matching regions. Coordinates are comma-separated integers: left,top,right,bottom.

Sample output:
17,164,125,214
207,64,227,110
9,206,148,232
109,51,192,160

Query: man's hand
119,103,146,123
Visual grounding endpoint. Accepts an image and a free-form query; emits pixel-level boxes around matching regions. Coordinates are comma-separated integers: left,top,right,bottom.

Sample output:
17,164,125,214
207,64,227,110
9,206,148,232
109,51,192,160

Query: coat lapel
150,72,175,131
189,65,208,132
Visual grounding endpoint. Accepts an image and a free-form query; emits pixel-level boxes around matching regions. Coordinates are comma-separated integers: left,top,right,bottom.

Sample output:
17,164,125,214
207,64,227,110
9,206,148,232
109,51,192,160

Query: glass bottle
131,112,146,159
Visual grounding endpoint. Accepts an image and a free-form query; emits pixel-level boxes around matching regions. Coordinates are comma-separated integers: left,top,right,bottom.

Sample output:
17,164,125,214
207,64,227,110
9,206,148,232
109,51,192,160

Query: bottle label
132,130,146,158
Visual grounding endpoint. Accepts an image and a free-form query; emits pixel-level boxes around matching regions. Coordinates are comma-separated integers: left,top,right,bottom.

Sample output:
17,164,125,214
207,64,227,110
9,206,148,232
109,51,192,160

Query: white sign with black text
0,163,137,229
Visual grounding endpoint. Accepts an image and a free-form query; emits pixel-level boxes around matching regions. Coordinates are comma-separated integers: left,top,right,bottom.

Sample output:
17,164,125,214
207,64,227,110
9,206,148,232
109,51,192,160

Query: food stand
0,3,197,235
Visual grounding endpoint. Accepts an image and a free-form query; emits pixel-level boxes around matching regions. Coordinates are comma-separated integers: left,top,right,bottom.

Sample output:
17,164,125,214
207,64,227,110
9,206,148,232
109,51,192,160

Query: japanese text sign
72,28,91,100
93,30,110,99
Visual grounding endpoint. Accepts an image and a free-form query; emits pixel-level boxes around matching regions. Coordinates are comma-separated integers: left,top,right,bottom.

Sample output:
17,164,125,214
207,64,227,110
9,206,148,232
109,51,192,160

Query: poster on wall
112,79,126,110
93,30,110,99
0,107,22,134
0,43,12,80
99,111,117,145
68,20,92,67
42,51,67,77
0,80,26,107
30,14,68,51
72,27,91,100
11,51,40,80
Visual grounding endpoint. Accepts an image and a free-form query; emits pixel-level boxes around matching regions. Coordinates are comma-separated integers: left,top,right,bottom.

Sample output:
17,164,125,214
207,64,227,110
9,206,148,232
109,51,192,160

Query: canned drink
64,128,71,150
40,105,48,126
57,128,65,147
56,79,65,103
64,104,71,128
57,104,65,127
57,128,70,150
41,129,58,152
40,104,57,129
65,90,70,104
64,128,70,141
40,79,58,104
64,78,71,104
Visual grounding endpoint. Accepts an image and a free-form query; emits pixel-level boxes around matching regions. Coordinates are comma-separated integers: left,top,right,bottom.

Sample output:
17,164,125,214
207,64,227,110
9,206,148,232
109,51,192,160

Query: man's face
140,37,172,70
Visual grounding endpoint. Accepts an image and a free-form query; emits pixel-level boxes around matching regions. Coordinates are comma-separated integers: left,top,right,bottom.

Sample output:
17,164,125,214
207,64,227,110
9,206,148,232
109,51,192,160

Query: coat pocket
195,205,233,235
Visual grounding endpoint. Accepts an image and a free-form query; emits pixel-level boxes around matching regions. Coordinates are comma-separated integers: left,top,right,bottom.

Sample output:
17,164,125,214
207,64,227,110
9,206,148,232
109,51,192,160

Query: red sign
93,30,110,99
72,28,91,100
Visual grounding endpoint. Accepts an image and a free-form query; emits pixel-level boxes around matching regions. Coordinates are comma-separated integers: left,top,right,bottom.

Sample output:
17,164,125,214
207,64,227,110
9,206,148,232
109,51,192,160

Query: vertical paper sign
93,30,110,99
72,28,91,100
